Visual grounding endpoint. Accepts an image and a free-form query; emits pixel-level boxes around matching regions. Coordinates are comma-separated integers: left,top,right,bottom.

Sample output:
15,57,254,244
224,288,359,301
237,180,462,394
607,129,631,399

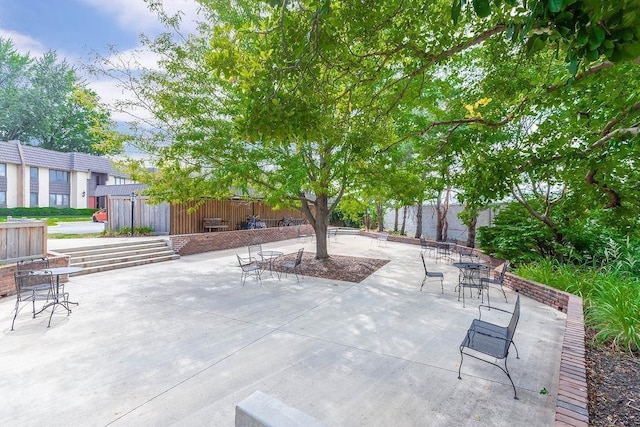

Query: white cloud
80,0,202,34
0,26,83,65
0,27,48,56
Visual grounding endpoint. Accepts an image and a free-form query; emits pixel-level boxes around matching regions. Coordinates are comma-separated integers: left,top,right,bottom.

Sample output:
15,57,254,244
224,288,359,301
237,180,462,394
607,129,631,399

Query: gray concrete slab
0,235,565,426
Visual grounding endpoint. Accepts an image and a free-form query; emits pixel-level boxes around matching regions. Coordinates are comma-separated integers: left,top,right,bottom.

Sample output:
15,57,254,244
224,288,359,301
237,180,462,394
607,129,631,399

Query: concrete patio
0,235,566,426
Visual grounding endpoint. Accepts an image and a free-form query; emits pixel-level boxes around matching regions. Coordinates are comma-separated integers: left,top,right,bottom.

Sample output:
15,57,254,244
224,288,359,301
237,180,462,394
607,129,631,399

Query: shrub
517,261,640,353
587,275,640,353
0,207,96,217
476,202,562,263
103,227,153,237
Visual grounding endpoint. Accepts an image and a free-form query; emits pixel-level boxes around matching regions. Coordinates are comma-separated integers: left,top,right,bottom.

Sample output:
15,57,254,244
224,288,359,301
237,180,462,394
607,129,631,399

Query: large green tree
106,0,640,256
421,28,640,247
0,38,119,154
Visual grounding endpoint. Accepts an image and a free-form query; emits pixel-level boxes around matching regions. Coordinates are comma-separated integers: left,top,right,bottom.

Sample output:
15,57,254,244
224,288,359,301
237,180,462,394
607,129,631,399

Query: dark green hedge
0,207,96,217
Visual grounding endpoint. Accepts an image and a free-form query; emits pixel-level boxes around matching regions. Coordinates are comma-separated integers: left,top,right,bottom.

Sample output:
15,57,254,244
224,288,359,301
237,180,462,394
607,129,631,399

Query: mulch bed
272,252,389,283
586,329,640,426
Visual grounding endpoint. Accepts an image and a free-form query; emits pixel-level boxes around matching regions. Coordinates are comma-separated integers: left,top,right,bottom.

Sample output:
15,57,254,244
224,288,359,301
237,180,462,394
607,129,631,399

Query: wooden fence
107,196,171,234
170,199,305,235
106,197,306,235
0,220,48,263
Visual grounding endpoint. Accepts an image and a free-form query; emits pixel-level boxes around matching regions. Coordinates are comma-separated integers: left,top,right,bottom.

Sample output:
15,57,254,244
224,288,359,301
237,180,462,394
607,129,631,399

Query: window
49,193,69,207
30,192,39,207
0,191,6,207
0,163,6,177
114,177,125,185
30,167,38,180
49,169,69,183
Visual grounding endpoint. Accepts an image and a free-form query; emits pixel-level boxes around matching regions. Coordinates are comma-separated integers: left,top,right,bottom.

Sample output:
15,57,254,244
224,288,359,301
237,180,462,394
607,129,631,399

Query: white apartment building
0,140,130,209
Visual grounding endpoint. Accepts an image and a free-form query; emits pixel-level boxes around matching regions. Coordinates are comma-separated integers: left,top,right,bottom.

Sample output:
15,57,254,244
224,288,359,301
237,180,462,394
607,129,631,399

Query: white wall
5,163,19,208
384,203,496,242
70,170,90,208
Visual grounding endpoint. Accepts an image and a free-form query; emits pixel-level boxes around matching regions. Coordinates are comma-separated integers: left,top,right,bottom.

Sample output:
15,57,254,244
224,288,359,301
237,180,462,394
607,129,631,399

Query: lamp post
130,192,136,237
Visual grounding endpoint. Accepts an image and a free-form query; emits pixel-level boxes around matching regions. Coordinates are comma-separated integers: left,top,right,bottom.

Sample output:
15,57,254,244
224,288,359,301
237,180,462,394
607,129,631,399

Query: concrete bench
235,391,325,427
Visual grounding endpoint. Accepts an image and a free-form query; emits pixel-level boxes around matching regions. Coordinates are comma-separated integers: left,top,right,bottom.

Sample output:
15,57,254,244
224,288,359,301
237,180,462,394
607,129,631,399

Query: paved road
47,221,106,234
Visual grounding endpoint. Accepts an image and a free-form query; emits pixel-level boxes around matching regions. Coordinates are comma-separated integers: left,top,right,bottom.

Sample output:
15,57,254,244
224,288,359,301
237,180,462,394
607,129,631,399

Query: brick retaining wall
169,225,314,256
0,254,70,297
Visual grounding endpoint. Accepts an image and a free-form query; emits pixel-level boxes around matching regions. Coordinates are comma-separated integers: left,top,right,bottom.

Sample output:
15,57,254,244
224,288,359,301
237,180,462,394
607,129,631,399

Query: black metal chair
480,260,510,303
12,270,67,330
458,295,521,399
281,248,304,282
457,264,490,308
248,244,268,271
296,226,313,242
419,237,435,258
236,254,262,286
435,241,452,263
17,257,50,271
420,252,444,293
458,246,480,263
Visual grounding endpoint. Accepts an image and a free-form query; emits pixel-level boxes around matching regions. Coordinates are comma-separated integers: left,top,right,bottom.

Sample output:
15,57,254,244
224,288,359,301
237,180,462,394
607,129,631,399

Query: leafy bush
478,201,640,267
103,227,153,237
476,202,563,263
0,207,96,217
517,259,640,353
587,274,640,353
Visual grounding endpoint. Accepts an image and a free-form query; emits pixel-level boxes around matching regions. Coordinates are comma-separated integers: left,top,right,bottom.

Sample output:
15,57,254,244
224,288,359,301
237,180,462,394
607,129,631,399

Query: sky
0,0,202,122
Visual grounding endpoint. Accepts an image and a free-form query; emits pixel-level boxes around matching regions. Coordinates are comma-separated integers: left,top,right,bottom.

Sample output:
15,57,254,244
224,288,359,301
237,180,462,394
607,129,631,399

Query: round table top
258,250,284,258
45,266,84,275
452,262,487,270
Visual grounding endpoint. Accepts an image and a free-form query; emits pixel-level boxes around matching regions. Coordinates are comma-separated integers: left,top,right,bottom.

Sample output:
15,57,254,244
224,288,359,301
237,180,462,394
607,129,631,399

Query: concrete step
60,239,169,257
56,239,179,275
70,250,180,270
69,246,173,264
70,254,180,276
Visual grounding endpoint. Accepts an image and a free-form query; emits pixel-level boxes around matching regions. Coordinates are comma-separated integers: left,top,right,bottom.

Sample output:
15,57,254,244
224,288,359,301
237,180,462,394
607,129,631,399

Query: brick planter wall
169,225,314,256
0,254,70,298
503,273,570,313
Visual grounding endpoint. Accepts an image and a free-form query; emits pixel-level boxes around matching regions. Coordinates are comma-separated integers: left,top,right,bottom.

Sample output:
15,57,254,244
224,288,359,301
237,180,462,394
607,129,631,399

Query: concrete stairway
59,239,180,275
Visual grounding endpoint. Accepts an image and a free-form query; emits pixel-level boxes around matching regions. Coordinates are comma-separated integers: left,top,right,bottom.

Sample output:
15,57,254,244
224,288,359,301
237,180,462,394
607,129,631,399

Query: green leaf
568,56,579,75
589,27,605,46
555,11,573,24
451,0,463,25
576,29,588,46
548,0,563,13
472,0,491,18
586,47,600,61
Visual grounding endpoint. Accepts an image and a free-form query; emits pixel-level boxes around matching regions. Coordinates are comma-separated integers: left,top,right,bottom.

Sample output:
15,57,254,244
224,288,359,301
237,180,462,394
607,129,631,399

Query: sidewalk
0,235,565,426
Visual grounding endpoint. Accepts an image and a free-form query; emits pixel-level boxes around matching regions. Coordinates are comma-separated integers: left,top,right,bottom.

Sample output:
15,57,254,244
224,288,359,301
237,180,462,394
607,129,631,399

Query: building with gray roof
0,140,133,209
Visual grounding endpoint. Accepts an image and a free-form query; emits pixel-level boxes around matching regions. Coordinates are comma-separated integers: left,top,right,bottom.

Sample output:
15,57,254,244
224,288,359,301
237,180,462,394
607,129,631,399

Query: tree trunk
436,196,443,241
300,194,330,259
414,202,423,238
401,206,407,236
466,215,477,248
394,207,399,232
377,203,384,232
442,189,450,241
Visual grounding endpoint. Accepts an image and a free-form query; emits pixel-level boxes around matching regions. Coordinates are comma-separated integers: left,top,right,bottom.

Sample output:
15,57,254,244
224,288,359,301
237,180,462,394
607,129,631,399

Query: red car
92,209,107,223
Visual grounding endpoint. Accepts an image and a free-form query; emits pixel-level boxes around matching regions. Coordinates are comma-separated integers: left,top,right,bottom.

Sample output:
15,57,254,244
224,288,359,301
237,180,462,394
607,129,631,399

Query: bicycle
278,217,295,227
247,215,266,229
